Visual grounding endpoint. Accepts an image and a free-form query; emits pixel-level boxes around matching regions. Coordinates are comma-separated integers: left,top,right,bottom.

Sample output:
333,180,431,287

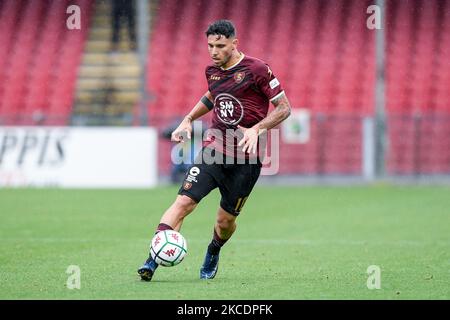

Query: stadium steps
77,77,140,90
78,64,140,77
72,0,143,126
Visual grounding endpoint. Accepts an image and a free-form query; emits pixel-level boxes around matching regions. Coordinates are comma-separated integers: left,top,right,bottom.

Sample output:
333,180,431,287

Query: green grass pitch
0,185,449,299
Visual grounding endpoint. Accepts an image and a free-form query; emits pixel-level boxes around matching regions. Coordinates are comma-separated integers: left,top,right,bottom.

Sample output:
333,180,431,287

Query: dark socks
207,228,229,255
148,223,174,263
156,223,173,233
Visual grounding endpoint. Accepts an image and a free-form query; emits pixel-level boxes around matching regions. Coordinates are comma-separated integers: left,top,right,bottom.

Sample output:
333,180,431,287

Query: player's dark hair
205,20,236,38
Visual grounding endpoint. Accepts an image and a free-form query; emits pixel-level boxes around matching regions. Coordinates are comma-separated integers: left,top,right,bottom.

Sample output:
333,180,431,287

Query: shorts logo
214,93,244,125
186,167,200,183
234,71,245,84
183,182,192,190
189,167,200,176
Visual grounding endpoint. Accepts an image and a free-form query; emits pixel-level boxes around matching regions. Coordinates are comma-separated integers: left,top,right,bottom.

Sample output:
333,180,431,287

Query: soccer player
138,20,291,281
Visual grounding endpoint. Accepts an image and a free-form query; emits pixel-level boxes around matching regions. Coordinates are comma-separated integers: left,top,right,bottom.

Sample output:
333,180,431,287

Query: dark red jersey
204,54,284,158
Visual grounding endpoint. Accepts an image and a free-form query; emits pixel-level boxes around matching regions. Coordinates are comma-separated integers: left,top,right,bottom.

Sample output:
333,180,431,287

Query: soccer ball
150,230,188,267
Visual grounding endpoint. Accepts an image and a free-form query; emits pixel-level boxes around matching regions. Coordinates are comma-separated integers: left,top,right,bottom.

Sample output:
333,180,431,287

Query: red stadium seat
0,0,93,125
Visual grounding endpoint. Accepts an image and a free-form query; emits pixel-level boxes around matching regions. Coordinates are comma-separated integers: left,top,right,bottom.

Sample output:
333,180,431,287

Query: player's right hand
171,119,192,142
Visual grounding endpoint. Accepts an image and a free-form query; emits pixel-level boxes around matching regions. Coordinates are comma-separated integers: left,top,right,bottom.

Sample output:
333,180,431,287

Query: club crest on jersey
234,72,245,83
214,93,244,125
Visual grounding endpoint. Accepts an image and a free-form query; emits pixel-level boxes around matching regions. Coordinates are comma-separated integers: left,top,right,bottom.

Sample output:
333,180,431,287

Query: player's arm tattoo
254,92,291,132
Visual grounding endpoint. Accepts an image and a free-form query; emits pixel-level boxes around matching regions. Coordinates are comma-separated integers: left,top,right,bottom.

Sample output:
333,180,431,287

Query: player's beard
217,53,232,68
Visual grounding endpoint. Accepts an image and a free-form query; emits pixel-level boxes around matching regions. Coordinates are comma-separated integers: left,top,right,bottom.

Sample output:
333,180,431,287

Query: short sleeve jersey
204,53,284,157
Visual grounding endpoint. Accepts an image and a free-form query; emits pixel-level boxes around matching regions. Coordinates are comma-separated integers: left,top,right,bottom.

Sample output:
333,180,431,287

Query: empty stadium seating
0,0,93,125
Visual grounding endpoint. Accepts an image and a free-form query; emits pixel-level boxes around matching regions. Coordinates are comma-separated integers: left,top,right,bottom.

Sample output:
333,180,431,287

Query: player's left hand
237,125,259,154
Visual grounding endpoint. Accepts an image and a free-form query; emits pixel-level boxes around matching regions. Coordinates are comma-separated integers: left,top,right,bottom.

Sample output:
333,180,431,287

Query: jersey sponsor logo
234,71,245,83
210,74,221,81
214,93,244,125
269,78,280,89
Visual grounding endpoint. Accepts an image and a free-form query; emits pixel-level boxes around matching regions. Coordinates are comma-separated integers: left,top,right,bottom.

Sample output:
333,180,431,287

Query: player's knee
174,195,197,214
216,215,236,231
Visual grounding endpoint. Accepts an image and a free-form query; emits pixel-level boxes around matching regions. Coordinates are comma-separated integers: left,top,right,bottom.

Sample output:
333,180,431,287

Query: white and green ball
150,230,188,267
